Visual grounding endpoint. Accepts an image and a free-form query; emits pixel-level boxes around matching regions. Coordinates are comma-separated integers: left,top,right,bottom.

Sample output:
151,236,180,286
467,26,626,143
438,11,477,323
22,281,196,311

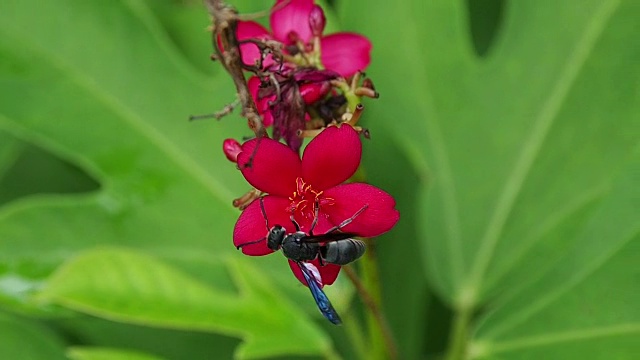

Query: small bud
354,87,379,99
232,189,261,210
309,5,326,37
222,138,242,163
299,82,331,104
362,78,376,92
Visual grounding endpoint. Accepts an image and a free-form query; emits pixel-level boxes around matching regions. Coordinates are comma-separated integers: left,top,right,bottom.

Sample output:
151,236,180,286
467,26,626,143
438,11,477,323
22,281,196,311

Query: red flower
236,0,372,78
233,125,399,286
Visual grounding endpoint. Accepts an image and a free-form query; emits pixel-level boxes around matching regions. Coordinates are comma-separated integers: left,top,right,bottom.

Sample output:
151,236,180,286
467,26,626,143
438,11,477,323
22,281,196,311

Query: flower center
288,177,333,221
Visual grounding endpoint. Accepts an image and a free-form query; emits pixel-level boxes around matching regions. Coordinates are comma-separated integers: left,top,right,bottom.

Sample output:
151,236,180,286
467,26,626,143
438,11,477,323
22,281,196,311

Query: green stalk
445,306,472,360
345,243,398,360
343,309,368,360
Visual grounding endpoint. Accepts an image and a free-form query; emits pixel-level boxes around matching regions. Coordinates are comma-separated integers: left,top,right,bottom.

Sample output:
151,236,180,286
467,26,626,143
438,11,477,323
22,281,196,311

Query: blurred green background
0,0,638,359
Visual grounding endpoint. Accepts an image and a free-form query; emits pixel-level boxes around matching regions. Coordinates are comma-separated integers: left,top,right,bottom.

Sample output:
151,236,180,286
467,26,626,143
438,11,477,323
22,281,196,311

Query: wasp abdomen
321,239,366,265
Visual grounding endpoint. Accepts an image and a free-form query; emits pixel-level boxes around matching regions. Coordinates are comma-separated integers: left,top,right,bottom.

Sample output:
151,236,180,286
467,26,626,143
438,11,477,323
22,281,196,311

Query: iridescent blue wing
297,261,342,325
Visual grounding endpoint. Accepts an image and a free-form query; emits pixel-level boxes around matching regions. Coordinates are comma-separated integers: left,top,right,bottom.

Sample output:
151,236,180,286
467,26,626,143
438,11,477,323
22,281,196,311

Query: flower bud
299,82,331,104
222,138,242,163
309,5,326,37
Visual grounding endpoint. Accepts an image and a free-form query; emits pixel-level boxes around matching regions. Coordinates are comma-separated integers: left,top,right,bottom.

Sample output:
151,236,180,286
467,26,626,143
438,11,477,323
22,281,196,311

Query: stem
343,309,368,360
344,253,398,360
204,0,267,138
445,306,472,360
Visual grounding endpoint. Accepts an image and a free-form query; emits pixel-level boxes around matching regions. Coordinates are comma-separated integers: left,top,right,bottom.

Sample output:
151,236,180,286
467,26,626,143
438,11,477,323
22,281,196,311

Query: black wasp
237,198,368,325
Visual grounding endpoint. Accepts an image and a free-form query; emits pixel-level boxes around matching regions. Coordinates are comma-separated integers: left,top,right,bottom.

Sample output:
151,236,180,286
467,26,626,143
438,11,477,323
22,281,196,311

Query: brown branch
204,0,267,138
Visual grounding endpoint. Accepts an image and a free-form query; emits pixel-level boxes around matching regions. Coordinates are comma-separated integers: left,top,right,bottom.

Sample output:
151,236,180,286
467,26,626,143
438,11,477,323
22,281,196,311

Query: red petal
295,209,334,235
299,82,331,104
237,137,302,197
235,21,273,67
302,125,361,191
270,0,314,44
247,76,261,100
233,196,294,255
323,183,399,237
247,77,275,127
321,33,372,78
289,259,341,287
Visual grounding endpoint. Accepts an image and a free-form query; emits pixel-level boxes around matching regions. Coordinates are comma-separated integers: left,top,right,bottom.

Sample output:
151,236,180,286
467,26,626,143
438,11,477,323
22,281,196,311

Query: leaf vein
464,0,621,303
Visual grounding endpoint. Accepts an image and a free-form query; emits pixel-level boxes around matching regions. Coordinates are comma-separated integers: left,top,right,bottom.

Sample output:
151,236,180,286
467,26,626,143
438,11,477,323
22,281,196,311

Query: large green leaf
0,0,338,358
342,0,639,358
67,347,167,360
39,247,333,359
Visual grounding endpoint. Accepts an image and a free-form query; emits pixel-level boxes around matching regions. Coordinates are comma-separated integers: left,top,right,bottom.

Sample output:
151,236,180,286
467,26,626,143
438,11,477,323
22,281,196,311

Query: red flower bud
299,82,331,104
309,5,326,37
223,138,242,163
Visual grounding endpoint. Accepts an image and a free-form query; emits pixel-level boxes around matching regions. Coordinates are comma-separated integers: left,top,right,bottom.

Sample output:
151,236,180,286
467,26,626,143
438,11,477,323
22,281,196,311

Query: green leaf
55,315,240,360
0,131,23,181
472,157,640,358
67,347,167,360
0,0,338,358
0,313,67,360
38,247,333,359
343,0,640,358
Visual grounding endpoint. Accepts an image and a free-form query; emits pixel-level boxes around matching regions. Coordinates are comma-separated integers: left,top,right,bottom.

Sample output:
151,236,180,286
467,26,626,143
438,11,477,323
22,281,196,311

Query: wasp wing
297,261,342,325
299,232,356,244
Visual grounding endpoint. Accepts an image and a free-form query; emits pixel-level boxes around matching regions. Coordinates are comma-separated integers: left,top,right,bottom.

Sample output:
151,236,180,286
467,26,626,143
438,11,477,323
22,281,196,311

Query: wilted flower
249,68,340,152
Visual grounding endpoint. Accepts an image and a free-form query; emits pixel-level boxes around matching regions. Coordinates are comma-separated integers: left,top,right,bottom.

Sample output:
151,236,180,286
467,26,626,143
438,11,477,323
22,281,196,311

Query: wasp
238,198,368,324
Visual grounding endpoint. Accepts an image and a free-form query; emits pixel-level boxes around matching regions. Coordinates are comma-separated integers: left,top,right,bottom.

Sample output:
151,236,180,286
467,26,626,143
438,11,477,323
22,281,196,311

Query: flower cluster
222,0,378,153
219,0,398,289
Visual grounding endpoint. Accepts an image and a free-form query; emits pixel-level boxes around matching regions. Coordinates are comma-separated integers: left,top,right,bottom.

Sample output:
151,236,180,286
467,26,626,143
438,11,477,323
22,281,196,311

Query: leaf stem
343,310,368,360
344,243,398,360
445,306,472,360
